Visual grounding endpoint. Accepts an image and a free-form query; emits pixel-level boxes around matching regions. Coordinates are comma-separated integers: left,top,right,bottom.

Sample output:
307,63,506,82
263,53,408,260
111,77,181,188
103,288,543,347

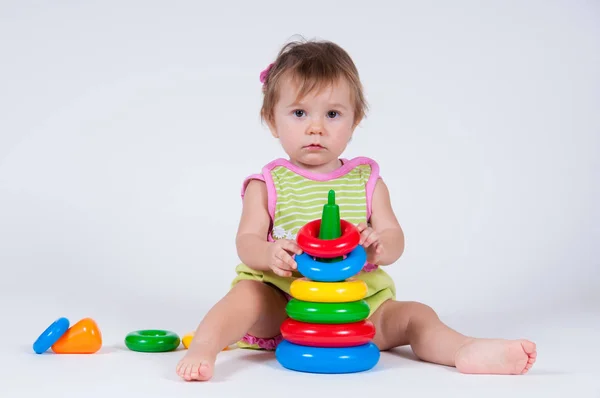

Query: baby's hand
267,239,303,277
357,222,383,264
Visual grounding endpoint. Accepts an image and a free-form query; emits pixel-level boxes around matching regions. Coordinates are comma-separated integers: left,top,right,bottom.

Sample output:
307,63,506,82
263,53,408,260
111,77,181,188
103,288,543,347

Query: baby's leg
176,279,288,381
370,300,536,375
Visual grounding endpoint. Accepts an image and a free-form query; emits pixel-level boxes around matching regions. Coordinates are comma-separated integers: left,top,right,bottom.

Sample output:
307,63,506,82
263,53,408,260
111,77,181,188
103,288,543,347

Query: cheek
329,120,354,142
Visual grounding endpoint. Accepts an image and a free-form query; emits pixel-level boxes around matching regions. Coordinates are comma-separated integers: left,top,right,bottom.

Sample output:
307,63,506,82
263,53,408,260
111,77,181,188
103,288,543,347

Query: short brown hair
260,38,368,127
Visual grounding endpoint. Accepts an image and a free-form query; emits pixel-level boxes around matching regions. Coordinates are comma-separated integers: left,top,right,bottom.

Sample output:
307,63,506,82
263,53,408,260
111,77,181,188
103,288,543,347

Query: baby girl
176,38,537,381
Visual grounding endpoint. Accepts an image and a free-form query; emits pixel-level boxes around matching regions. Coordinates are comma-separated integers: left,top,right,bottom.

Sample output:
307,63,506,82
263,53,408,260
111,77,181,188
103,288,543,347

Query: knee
229,280,273,311
230,279,264,298
406,301,439,322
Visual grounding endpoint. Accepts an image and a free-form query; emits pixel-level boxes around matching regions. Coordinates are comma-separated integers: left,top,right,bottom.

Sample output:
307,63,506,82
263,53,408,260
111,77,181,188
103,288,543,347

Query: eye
293,109,305,117
327,110,340,118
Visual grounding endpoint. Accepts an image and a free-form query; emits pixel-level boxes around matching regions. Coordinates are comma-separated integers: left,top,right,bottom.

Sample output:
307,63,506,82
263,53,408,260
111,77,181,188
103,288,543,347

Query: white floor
4,301,599,398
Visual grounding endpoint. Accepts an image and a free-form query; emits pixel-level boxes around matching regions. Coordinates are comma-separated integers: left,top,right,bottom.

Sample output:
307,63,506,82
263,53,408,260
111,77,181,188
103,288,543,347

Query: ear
349,119,360,141
266,118,278,138
352,115,362,131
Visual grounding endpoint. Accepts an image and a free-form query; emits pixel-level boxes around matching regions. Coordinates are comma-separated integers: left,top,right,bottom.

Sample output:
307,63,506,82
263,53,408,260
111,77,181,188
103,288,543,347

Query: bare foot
176,343,218,381
454,338,537,375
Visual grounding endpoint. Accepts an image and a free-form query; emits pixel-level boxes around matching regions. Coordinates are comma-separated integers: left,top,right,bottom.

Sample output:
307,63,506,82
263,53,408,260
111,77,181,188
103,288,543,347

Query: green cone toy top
317,190,343,263
319,190,341,240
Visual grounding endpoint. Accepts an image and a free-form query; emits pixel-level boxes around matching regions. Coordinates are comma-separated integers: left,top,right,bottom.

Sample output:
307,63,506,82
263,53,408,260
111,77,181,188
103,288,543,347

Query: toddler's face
268,75,357,170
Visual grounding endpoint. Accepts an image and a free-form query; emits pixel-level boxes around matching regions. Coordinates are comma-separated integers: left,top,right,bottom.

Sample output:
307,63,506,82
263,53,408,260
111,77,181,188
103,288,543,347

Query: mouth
304,144,325,150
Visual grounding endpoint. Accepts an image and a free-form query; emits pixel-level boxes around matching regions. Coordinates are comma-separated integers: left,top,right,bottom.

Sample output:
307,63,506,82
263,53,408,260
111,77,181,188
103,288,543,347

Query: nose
307,116,325,135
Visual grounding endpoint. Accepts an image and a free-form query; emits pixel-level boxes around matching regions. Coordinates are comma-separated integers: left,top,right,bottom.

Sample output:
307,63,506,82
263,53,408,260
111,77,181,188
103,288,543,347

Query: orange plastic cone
51,318,102,354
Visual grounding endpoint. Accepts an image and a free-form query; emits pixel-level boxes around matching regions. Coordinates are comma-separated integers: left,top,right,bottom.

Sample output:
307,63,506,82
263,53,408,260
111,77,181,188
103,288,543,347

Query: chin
296,154,337,167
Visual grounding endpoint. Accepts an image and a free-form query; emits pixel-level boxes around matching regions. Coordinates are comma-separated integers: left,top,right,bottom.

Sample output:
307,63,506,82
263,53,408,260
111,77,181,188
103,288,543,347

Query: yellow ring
290,278,368,303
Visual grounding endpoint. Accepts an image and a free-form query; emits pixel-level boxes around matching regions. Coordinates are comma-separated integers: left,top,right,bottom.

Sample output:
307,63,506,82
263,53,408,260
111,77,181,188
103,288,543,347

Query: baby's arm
235,180,272,271
368,178,405,265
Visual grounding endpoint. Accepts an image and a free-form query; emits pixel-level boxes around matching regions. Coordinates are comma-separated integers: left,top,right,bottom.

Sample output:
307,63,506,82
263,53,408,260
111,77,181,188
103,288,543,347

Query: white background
1,1,598,397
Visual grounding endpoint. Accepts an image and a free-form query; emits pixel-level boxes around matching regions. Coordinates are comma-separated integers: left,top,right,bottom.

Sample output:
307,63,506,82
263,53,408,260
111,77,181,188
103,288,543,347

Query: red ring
296,219,360,258
281,319,375,348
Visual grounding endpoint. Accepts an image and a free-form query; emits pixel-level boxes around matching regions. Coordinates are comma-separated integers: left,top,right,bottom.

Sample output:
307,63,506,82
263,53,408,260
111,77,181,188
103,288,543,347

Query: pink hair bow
260,62,274,84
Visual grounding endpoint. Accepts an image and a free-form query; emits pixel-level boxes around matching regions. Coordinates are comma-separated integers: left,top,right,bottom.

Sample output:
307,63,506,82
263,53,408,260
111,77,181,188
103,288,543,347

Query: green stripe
270,164,371,237
275,207,366,227
277,198,365,207
277,189,365,200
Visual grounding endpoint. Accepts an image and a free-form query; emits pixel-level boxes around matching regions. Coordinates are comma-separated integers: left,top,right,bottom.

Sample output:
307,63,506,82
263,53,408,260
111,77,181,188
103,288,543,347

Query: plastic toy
51,318,102,354
124,329,181,352
296,221,360,259
289,278,368,302
182,332,194,349
275,190,380,374
295,243,366,282
33,317,70,354
281,318,375,347
276,340,380,374
285,299,370,324
295,190,367,282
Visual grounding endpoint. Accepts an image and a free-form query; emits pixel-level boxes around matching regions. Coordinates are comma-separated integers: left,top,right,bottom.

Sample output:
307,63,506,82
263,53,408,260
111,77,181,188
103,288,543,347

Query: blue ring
33,317,70,354
275,340,380,374
296,245,367,282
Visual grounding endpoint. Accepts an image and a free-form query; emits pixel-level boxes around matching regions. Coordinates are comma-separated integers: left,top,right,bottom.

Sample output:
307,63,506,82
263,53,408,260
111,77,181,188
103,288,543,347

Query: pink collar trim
261,157,375,182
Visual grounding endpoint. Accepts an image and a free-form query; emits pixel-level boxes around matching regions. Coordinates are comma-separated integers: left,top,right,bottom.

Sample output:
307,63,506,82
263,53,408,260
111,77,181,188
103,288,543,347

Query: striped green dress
270,161,371,241
231,157,396,349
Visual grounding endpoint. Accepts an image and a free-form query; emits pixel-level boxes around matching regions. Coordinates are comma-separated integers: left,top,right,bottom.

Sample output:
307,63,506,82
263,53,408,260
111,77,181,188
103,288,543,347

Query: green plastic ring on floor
286,299,370,324
124,329,181,352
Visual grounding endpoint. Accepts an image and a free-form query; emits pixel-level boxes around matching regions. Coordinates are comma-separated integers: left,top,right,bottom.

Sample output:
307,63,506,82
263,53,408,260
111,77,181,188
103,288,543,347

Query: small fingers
363,231,379,247
360,228,376,247
359,229,368,245
280,239,302,255
271,265,292,277
356,222,368,233
276,250,297,270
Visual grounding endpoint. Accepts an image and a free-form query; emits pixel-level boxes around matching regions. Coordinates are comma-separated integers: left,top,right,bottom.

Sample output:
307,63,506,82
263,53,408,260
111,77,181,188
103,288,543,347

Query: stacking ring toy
124,329,181,352
33,317,69,354
281,319,376,347
286,299,370,324
296,245,367,282
296,219,360,258
275,340,380,374
290,278,368,303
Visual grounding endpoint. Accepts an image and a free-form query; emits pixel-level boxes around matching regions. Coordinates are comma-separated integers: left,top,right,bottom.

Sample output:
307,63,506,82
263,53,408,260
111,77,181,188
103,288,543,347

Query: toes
529,350,538,359
177,363,185,378
522,361,534,374
178,362,212,381
181,364,192,380
189,364,201,380
520,340,536,354
199,363,211,378
193,363,212,380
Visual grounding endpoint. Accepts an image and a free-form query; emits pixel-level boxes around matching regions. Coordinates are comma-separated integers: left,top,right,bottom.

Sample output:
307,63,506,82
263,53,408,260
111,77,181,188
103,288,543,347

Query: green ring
286,299,370,324
124,329,181,352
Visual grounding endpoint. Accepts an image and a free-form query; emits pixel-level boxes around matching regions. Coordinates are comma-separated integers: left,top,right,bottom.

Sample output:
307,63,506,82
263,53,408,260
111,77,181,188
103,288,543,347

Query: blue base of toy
33,317,70,354
295,245,367,282
275,339,380,374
